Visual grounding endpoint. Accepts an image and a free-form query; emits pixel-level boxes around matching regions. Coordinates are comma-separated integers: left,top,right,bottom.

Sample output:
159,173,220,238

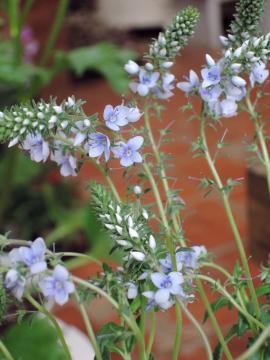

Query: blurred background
1,1,270,359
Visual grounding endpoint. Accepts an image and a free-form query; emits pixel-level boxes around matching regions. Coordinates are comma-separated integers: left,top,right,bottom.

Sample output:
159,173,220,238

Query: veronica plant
0,2,270,360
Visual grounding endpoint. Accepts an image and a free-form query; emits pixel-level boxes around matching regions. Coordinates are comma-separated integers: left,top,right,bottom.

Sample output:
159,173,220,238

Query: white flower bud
104,214,111,221
83,118,91,127
225,49,232,58
124,60,139,75
129,228,139,239
219,36,229,46
116,240,128,246
37,112,44,119
158,33,166,45
0,111,4,118
159,48,167,57
231,63,241,72
133,185,142,195
105,224,114,230
127,216,134,228
115,225,123,235
8,137,19,147
61,120,68,129
49,115,57,124
53,105,63,114
142,209,148,220
162,61,173,69
253,38,261,47
205,54,215,67
246,51,254,59
232,76,246,87
130,251,145,261
67,97,75,107
116,205,121,214
149,235,156,250
234,47,242,57
116,213,122,224
39,124,45,131
23,119,30,125
145,63,154,71
20,127,26,135
228,34,235,41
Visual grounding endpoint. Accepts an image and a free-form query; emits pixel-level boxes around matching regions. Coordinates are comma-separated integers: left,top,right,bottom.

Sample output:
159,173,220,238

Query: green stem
25,294,72,360
246,96,270,194
74,291,102,360
39,0,69,66
0,341,14,360
20,0,35,27
178,300,213,360
196,280,233,360
146,310,156,358
7,0,22,64
72,276,146,360
236,325,270,360
144,107,184,244
96,163,121,202
172,303,183,360
195,274,264,330
200,117,261,320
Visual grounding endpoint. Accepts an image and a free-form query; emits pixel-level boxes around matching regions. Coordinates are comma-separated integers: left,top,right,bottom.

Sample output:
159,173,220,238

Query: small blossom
201,64,221,88
129,69,160,96
51,149,77,177
149,235,156,250
5,269,25,300
151,272,184,306
199,85,222,103
126,107,142,123
153,73,175,99
87,132,110,162
53,105,63,114
112,136,144,167
220,99,237,118
249,62,269,88
39,265,75,305
143,291,174,311
22,134,50,163
133,185,142,195
124,60,140,75
231,76,246,87
17,237,47,274
224,82,246,102
177,70,200,93
103,104,129,131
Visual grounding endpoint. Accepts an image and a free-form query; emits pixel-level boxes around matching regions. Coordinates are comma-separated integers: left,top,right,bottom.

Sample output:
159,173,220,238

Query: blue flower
177,246,207,271
39,265,75,305
199,85,222,103
177,70,200,93
22,133,50,163
201,61,221,88
224,82,246,102
249,62,269,88
152,73,175,99
220,99,237,118
126,107,142,123
5,269,25,300
143,290,174,311
129,69,160,96
88,132,110,162
151,272,184,307
15,237,47,274
51,149,77,177
103,104,129,131
112,136,144,167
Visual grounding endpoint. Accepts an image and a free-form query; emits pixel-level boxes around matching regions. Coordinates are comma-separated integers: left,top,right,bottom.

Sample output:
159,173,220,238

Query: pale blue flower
177,246,207,270
250,62,269,88
220,99,237,118
51,149,77,177
88,132,110,162
177,70,200,93
199,85,222,103
17,237,47,274
143,290,174,311
103,104,129,131
151,272,184,306
22,133,50,163
112,136,144,167
126,107,142,123
152,73,175,99
5,269,25,300
39,265,75,305
224,82,246,102
201,64,221,88
129,69,160,96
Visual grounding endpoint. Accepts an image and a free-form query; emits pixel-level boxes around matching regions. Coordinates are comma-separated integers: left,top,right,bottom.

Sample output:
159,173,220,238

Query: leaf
203,297,229,323
1,316,66,360
255,284,270,297
63,42,137,94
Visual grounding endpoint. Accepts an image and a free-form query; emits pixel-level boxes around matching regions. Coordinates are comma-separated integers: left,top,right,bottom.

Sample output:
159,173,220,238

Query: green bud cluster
0,97,85,145
148,6,199,63
229,0,265,46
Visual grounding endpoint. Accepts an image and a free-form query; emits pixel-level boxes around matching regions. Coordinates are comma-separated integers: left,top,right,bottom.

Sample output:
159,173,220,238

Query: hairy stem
0,341,14,360
172,303,183,360
146,310,156,358
200,116,261,320
25,293,72,360
74,291,102,360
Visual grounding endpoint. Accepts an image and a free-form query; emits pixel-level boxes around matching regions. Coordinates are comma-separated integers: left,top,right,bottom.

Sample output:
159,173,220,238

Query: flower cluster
0,97,145,176
178,31,270,119
3,238,74,305
227,0,266,47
